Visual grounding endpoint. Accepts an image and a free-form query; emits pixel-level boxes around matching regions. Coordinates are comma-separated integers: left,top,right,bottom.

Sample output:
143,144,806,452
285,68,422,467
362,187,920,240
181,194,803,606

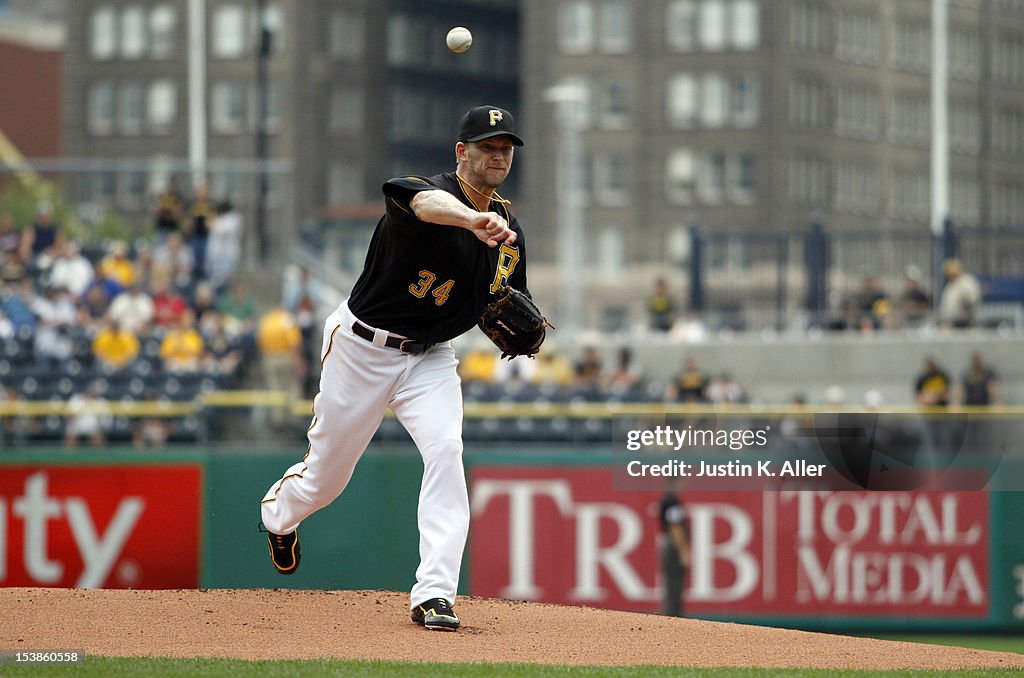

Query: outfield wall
2,446,1024,632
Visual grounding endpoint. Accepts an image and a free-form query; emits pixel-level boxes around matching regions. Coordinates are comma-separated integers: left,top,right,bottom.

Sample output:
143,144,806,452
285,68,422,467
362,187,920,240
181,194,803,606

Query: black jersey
348,172,530,343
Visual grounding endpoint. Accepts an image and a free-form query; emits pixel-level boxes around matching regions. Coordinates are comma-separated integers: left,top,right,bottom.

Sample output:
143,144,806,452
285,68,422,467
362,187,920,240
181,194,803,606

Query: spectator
191,280,218,322
665,357,710,403
0,308,13,340
293,292,319,394
0,250,27,285
19,202,64,270
96,240,136,292
31,285,76,366
150,275,189,329
159,309,204,373
574,346,603,392
186,182,215,279
132,396,172,449
960,351,1000,406
206,200,243,289
915,356,951,406
853,274,891,332
605,347,642,395
531,350,575,387
92,319,140,371
707,372,746,405
151,231,194,291
153,180,184,240
0,212,22,259
256,305,302,427
201,312,243,377
938,259,982,329
647,278,676,333
64,382,112,449
458,345,498,384
77,280,112,328
48,242,95,298
217,281,257,335
899,265,932,328
1,278,38,332
108,280,155,334
283,266,332,316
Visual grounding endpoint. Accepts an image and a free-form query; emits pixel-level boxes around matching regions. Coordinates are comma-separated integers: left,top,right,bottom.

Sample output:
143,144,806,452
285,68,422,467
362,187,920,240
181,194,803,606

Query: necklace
456,172,511,210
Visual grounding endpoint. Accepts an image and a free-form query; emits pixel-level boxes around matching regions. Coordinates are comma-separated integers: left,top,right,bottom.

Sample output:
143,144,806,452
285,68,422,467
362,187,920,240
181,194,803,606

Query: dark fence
688,221,1024,332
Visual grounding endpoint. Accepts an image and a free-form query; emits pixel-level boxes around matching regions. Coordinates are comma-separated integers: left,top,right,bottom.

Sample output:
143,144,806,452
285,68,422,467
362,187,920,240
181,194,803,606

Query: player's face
459,137,515,189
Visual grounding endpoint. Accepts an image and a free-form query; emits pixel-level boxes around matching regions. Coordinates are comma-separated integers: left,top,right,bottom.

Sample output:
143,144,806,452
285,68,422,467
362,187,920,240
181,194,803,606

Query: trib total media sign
470,467,988,618
0,466,202,588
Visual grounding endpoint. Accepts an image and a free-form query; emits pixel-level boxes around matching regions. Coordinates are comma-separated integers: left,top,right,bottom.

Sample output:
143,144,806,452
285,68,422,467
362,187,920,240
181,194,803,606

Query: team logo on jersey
490,243,520,293
489,110,503,127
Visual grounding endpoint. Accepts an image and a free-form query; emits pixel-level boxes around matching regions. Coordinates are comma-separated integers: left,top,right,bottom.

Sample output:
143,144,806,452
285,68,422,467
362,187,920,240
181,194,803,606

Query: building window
599,1,631,53
330,87,363,135
834,162,880,215
87,81,115,135
788,155,829,206
390,87,428,140
600,79,629,129
328,162,364,205
149,4,176,59
790,1,830,53
119,171,148,210
728,153,755,203
836,84,880,139
90,171,118,206
121,5,146,59
836,11,880,64
699,0,727,51
212,4,246,58
90,5,116,60
666,0,697,52
594,152,629,206
597,227,625,275
949,27,981,81
732,0,759,50
667,73,697,127
699,73,728,127
889,169,929,221
211,81,246,133
950,101,981,155
789,77,829,129
329,10,364,59
387,14,421,66
698,152,727,204
891,21,931,73
119,82,144,135
147,80,177,133
730,73,759,127
666,149,696,205
889,94,930,147
560,0,594,54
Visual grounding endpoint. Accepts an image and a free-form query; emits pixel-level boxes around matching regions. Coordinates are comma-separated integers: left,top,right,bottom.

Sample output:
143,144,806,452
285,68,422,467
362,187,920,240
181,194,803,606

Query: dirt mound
2,588,1021,670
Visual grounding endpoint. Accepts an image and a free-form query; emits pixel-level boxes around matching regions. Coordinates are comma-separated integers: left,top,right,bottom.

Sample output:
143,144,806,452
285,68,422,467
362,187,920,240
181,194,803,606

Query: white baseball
446,26,473,53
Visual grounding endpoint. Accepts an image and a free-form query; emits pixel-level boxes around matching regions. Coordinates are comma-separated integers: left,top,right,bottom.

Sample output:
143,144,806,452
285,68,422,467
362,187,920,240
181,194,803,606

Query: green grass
865,635,1024,656
0,658,1021,678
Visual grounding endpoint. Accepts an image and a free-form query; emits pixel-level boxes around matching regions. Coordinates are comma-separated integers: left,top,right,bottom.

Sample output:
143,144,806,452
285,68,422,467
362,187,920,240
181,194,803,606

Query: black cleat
411,598,460,631
263,526,300,575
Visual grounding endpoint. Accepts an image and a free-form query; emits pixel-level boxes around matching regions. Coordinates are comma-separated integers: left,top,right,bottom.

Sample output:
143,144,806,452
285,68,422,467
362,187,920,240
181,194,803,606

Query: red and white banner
470,467,989,618
0,465,203,588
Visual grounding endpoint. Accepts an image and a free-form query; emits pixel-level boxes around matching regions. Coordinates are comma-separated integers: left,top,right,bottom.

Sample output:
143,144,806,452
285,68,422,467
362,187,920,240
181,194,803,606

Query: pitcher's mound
2,588,1020,670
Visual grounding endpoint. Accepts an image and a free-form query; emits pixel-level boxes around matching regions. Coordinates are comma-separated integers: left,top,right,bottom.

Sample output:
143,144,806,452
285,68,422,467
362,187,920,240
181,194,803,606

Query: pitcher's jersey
348,172,530,344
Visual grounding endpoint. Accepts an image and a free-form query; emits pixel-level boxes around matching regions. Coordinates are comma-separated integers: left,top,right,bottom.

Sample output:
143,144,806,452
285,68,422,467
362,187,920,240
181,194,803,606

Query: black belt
350,322,434,355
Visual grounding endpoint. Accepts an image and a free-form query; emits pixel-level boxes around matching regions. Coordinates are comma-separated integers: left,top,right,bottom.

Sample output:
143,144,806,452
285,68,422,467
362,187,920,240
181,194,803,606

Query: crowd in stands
0,184,263,447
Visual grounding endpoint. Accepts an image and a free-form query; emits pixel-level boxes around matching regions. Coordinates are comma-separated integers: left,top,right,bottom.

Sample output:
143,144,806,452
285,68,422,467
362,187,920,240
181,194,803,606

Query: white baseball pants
261,300,469,608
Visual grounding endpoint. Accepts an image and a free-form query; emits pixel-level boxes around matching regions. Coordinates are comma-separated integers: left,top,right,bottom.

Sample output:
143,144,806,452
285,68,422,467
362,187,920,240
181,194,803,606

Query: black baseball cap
457,105,525,146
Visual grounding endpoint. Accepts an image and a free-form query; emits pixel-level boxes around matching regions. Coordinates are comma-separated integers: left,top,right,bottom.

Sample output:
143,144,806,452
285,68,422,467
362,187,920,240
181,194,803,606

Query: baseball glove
478,285,553,360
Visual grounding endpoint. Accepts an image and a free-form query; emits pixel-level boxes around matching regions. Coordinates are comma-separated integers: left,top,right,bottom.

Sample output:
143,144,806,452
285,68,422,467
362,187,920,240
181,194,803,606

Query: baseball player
658,489,690,617
260,105,536,631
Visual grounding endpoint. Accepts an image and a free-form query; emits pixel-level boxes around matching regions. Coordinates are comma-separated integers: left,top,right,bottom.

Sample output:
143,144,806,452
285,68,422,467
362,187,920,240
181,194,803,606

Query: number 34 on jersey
407,243,521,306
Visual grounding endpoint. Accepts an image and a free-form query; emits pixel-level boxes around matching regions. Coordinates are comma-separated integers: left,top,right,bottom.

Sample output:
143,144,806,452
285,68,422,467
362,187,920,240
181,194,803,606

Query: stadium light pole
544,80,588,339
187,0,207,186
931,0,950,301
